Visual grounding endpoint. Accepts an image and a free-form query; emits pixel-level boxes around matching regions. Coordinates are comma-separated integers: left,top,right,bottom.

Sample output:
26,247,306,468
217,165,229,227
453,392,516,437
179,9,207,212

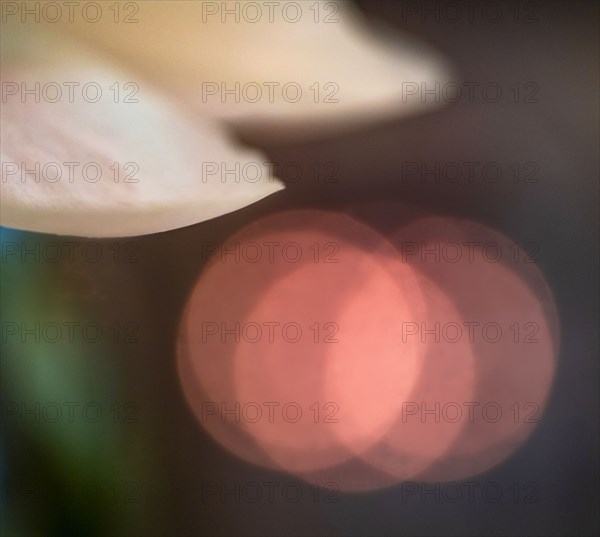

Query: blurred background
1,1,599,536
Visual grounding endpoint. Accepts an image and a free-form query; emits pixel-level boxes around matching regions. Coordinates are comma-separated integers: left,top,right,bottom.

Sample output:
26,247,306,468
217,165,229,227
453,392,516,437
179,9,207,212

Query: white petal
0,23,283,237
61,0,454,141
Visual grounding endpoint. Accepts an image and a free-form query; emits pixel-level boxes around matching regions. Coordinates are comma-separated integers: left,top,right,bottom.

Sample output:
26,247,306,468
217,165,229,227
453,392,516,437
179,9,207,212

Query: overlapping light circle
177,208,558,491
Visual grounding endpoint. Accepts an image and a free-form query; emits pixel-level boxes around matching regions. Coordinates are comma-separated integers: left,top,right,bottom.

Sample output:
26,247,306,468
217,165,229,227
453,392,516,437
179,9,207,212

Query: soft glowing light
392,217,558,482
177,210,559,491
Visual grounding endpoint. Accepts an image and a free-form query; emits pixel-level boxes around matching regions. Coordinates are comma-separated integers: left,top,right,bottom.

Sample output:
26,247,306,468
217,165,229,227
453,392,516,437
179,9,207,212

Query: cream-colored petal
59,0,454,141
0,23,283,237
